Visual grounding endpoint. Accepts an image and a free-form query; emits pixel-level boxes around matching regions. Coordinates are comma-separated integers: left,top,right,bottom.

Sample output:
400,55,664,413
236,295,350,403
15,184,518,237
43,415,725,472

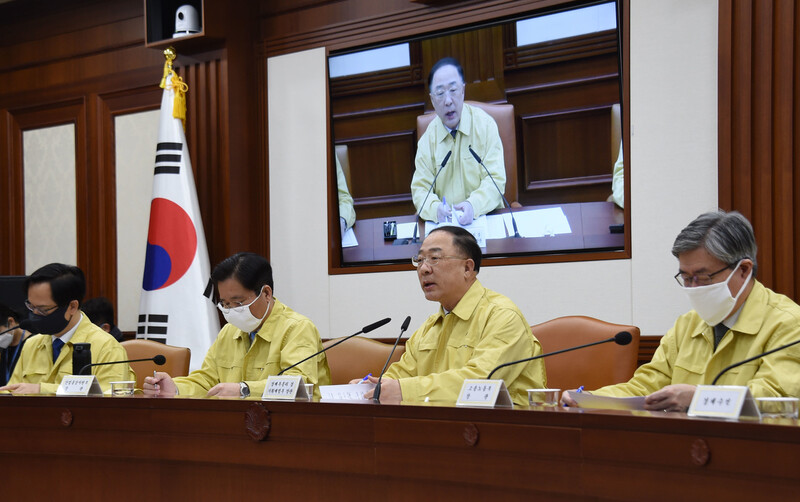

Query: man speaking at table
360,226,545,405
411,57,505,225
562,211,800,411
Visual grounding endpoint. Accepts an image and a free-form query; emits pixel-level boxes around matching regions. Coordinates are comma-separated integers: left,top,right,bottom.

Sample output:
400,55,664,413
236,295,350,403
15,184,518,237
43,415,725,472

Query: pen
576,385,584,393
359,373,372,384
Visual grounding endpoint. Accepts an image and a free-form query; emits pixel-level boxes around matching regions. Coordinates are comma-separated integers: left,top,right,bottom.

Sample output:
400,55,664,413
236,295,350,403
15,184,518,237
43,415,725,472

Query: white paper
426,215,488,247
506,207,572,238
486,214,508,239
341,227,359,248
396,222,418,240
319,383,375,403
571,392,646,411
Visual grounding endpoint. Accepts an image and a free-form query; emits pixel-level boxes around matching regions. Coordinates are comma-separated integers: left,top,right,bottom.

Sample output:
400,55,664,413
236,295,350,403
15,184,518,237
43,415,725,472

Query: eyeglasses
411,255,467,268
216,292,261,314
674,264,733,287
24,300,59,316
430,84,463,103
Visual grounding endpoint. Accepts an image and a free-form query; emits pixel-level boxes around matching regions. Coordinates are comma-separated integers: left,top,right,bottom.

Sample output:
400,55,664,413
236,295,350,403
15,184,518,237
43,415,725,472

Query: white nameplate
687,385,760,420
262,375,308,401
456,379,513,408
56,375,103,396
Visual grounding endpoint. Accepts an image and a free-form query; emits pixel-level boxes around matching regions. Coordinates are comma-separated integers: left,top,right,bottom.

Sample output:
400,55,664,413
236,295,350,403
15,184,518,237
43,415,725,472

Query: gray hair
671,210,758,275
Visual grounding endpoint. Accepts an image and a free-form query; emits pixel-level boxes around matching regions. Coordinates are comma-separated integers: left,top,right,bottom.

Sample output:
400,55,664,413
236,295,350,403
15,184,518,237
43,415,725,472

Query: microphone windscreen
468,145,481,163
363,317,391,333
18,319,34,331
153,354,167,365
614,331,633,346
401,316,411,331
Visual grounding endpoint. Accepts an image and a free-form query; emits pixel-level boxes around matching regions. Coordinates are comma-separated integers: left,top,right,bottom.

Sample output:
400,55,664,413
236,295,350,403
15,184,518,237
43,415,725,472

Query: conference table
1,395,797,500
343,201,624,265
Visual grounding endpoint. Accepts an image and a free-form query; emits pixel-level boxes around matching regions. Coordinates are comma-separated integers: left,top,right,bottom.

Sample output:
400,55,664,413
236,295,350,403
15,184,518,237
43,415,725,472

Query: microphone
711,338,800,385
374,315,411,403
486,331,632,379
72,343,92,376
277,317,391,376
468,145,520,238
79,354,166,376
410,151,453,243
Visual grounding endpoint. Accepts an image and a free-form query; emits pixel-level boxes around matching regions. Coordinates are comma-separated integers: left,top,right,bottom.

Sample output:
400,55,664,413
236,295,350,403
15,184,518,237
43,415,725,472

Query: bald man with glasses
358,226,545,406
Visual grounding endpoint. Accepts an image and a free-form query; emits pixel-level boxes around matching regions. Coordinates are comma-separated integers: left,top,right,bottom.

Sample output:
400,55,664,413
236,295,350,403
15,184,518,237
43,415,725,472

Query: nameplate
262,375,308,401
687,385,760,420
56,375,103,396
456,379,513,408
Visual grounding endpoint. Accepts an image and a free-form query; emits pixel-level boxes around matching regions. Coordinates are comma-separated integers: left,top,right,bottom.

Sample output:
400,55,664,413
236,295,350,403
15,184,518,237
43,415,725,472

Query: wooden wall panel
719,0,800,301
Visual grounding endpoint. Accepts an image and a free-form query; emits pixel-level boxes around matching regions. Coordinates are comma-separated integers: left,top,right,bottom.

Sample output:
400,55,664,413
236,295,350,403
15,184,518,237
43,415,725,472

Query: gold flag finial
160,47,177,89
158,46,188,127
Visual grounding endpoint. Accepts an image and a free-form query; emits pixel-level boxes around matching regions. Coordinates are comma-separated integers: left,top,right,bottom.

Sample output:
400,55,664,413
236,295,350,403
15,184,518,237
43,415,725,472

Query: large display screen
329,1,625,269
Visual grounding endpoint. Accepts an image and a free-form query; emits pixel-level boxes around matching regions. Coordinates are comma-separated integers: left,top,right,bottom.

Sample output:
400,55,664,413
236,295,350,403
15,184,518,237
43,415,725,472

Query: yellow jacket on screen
594,281,800,398
411,103,506,221
384,280,545,406
174,299,331,397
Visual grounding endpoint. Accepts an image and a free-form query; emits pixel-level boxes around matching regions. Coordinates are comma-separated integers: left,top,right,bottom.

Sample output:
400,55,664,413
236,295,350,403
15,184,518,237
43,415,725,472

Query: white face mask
0,332,12,349
220,289,268,333
682,260,752,326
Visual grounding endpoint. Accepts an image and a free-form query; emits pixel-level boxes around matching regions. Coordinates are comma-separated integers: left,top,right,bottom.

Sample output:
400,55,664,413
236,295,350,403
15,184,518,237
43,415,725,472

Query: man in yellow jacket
0,263,133,395
143,253,330,399
360,226,545,406
562,210,800,411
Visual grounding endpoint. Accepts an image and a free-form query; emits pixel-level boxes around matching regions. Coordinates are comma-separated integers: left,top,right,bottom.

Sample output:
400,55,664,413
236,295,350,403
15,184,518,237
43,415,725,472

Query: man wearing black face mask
0,263,134,395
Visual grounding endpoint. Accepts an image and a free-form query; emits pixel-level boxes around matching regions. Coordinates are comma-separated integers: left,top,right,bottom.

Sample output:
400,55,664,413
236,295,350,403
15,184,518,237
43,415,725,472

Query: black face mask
26,305,71,335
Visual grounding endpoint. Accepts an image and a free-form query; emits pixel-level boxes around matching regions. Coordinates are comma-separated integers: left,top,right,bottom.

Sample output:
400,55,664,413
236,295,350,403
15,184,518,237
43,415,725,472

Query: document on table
505,207,572,238
342,227,358,248
319,383,375,403
426,215,487,247
571,392,647,411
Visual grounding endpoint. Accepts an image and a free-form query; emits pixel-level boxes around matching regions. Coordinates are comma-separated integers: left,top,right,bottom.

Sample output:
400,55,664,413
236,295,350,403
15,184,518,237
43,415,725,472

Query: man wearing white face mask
143,253,331,398
562,210,800,411
0,303,30,387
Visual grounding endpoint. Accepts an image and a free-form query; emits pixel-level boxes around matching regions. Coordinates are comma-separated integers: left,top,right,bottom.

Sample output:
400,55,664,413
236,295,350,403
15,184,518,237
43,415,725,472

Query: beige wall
267,0,719,338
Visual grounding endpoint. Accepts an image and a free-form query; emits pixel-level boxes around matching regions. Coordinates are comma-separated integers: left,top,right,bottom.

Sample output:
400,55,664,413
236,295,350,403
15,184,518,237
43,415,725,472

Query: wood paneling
0,0,262,313
719,0,800,301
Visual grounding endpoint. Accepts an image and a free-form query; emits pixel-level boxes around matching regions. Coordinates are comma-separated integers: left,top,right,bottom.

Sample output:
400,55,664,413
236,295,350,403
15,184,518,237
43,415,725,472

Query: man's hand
644,384,696,412
340,217,347,237
207,382,241,397
0,383,41,395
362,375,402,404
436,200,452,222
560,389,584,407
453,201,474,225
143,372,177,397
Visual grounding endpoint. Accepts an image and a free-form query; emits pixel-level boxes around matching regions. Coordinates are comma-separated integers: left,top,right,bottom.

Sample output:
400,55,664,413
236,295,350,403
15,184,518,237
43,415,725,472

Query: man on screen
411,57,505,225
562,211,800,411
358,226,545,405
0,263,133,395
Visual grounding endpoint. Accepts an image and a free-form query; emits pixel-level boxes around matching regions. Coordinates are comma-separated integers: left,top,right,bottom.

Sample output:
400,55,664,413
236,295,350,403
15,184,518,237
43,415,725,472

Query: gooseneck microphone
374,315,411,403
79,354,166,376
486,331,633,380
468,145,520,238
411,150,453,243
711,338,800,385
277,317,391,376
